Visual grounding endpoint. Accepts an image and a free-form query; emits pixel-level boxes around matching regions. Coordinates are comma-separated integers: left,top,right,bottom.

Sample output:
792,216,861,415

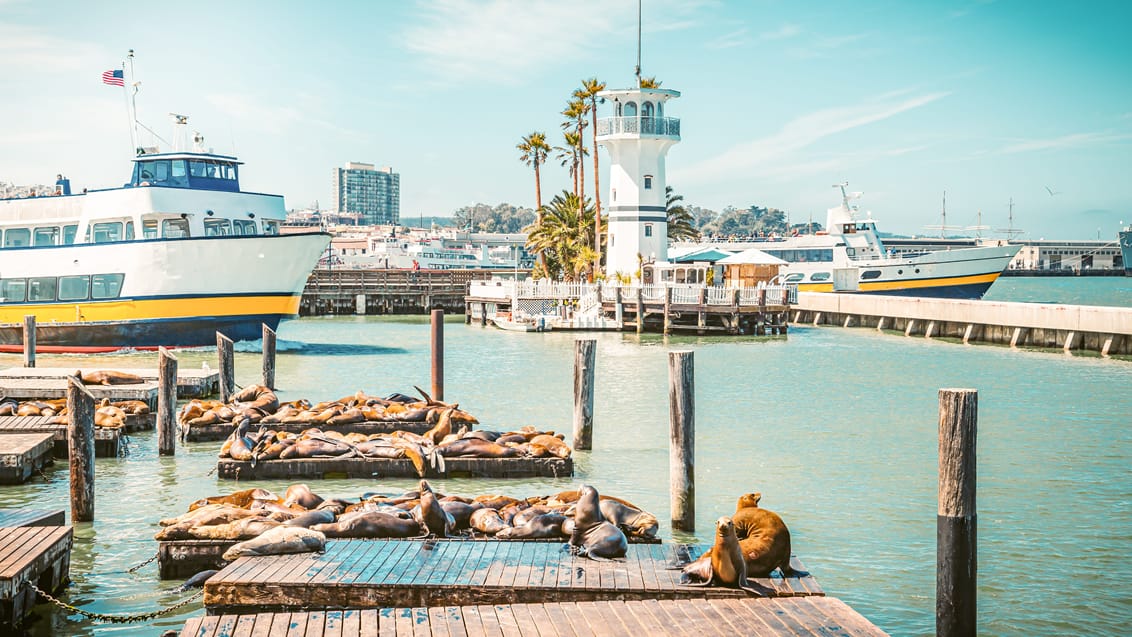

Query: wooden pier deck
184,419,436,443
0,377,158,406
204,540,822,614
0,525,72,630
180,597,887,636
0,416,127,458
0,366,218,398
217,456,572,480
0,433,54,484
0,509,65,528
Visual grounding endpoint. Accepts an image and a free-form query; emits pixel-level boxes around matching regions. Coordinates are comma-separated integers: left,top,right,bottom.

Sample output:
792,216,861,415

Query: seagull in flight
1045,186,1062,196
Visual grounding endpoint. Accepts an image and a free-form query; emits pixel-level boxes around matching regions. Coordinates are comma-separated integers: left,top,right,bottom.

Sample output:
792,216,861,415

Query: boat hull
1120,230,1132,276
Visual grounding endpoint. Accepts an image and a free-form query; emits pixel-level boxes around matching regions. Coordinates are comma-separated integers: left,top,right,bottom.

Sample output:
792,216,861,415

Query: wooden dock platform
217,456,572,480
0,377,158,407
180,597,887,636
183,419,436,443
0,509,65,528
204,540,822,614
0,366,218,398
0,433,54,484
0,526,72,630
0,416,126,458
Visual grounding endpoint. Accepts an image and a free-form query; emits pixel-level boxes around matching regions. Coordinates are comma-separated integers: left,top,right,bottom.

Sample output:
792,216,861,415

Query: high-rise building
331,162,400,225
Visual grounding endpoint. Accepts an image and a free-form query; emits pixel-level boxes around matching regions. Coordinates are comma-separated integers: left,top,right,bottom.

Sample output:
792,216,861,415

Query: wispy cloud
678,91,949,184
0,24,105,74
759,24,801,41
205,93,358,138
707,28,749,50
996,131,1132,154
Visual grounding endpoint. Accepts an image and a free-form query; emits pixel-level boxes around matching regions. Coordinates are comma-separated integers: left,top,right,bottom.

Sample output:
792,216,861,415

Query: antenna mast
126,49,140,155
995,197,1025,240
634,0,642,87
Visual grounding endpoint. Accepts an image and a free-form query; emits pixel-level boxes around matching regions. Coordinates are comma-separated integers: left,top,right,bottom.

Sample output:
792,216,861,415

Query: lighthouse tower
596,86,680,279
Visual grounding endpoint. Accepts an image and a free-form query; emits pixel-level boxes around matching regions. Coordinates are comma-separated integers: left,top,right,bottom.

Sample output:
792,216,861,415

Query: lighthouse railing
596,116,681,138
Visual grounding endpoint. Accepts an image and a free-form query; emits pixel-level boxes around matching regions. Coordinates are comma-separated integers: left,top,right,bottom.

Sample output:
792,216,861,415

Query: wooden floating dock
300,268,492,316
0,377,158,407
159,534,661,580
0,433,55,484
217,456,573,480
0,366,218,398
0,509,65,528
0,416,131,458
183,419,436,443
204,540,821,614
180,597,888,636
0,525,72,630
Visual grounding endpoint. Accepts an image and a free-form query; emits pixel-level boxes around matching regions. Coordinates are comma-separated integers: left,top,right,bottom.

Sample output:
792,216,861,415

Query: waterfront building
331,162,400,225
595,87,681,279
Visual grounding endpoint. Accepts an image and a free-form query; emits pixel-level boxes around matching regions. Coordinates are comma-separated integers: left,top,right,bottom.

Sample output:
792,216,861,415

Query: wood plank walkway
181,597,886,636
217,456,573,480
0,416,123,458
0,509,65,528
0,526,72,630
204,540,822,614
0,366,218,398
0,433,54,484
184,419,436,443
0,377,157,405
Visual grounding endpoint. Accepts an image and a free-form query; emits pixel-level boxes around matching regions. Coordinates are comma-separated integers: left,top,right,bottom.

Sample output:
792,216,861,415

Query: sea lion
415,480,454,537
281,509,337,528
469,508,509,535
222,526,326,561
439,500,481,531
282,484,324,510
497,512,568,540
598,499,659,539
76,369,146,385
568,484,628,560
114,400,151,414
312,511,424,539
184,516,281,541
189,488,278,511
680,516,775,597
174,569,219,592
438,438,519,458
155,508,268,540
731,492,806,578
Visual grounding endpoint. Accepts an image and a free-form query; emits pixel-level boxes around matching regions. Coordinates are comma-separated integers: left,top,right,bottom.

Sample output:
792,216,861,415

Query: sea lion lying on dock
311,511,424,539
76,369,146,385
222,526,326,561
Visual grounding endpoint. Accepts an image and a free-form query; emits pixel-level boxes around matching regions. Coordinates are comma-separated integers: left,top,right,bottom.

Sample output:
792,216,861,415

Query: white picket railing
468,281,796,306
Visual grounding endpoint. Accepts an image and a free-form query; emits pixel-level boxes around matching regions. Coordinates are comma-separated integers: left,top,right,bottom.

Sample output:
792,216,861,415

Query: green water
3,279,1131,636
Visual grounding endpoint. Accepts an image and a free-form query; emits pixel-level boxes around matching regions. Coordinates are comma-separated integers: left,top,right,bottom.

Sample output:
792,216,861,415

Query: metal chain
126,551,159,573
29,582,202,623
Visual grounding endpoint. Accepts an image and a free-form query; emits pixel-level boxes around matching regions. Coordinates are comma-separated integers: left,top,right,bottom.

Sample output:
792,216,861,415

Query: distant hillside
400,216,459,229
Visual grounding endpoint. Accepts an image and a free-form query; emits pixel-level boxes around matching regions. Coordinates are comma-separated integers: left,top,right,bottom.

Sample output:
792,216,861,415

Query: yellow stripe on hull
0,294,301,324
797,271,1001,294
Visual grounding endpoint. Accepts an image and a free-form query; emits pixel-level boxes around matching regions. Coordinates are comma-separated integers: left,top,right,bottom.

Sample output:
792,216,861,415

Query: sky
1,0,1130,240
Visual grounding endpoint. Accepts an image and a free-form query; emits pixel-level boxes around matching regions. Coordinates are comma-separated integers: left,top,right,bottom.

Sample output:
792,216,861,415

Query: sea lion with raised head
568,484,627,560
415,480,454,537
730,492,807,578
680,516,775,597
282,483,324,510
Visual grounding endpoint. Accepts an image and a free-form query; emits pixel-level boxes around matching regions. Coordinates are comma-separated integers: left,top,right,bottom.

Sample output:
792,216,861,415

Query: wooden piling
697,287,707,333
22,316,35,368
431,309,444,402
66,377,95,522
572,339,596,450
216,333,235,402
663,287,672,335
668,351,695,532
615,287,624,329
636,288,644,334
261,324,276,390
937,388,978,637
157,348,178,456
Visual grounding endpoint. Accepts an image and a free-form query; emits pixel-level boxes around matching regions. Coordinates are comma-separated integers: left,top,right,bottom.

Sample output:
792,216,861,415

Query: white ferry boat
0,137,329,352
1119,226,1132,276
758,184,1020,299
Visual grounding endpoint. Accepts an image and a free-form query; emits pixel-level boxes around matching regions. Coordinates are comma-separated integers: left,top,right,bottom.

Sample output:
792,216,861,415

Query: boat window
142,220,159,239
783,273,805,283
810,272,831,282
4,228,31,247
232,219,256,235
263,220,279,235
169,160,188,187
162,218,191,238
860,270,882,280
138,160,171,185
27,277,56,302
0,278,26,302
125,221,135,240
63,225,77,245
91,274,124,299
58,275,90,301
92,222,123,243
33,227,59,246
204,219,232,236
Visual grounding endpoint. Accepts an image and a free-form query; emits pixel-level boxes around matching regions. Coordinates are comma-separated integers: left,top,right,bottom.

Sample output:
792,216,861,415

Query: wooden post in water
157,347,178,455
668,351,695,532
636,288,645,334
572,339,596,450
663,287,672,335
697,287,707,333
22,315,36,368
615,287,624,329
67,376,95,522
261,324,276,390
431,309,444,401
937,388,978,637
216,332,235,402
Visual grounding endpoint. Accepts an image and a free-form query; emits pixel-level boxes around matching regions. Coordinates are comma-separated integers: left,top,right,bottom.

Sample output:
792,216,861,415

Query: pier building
332,162,400,225
596,87,681,280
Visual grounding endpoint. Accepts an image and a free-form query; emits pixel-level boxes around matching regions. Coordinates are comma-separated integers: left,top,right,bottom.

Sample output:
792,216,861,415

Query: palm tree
639,76,662,89
666,186,699,242
517,131,550,267
561,98,588,201
554,131,586,196
576,77,606,274
524,190,595,281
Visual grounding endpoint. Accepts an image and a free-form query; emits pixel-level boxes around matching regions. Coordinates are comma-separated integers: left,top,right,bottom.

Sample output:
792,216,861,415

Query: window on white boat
33,227,59,246
27,277,56,302
810,272,831,282
860,270,882,280
204,219,232,236
91,274,124,299
142,220,159,239
232,219,256,236
162,218,191,238
58,275,90,301
125,222,135,240
63,225,77,245
0,279,26,302
3,228,30,247
92,222,123,243
263,221,279,235
169,160,188,187
783,273,805,283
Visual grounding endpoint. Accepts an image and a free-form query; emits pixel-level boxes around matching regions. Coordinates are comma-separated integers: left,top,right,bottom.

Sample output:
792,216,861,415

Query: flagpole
126,49,139,155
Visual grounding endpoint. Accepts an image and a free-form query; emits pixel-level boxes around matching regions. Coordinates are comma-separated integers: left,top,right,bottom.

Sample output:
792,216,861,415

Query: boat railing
468,280,795,306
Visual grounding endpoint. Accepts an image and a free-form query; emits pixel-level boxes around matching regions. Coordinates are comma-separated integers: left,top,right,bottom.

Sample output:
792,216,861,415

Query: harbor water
2,277,1131,636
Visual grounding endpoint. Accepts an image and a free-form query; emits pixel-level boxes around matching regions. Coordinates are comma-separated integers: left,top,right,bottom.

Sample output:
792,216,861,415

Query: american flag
102,69,125,86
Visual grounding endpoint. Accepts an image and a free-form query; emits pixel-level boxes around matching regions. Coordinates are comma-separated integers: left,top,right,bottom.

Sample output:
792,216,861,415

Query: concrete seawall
792,292,1132,356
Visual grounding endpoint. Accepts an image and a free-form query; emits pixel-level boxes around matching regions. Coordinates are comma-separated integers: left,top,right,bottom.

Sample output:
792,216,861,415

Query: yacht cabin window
92,274,125,299
232,219,257,235
204,219,232,236
4,228,30,247
34,227,59,246
0,279,27,302
58,275,90,301
63,225,77,245
142,220,159,239
92,222,123,243
162,218,190,238
28,277,56,302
